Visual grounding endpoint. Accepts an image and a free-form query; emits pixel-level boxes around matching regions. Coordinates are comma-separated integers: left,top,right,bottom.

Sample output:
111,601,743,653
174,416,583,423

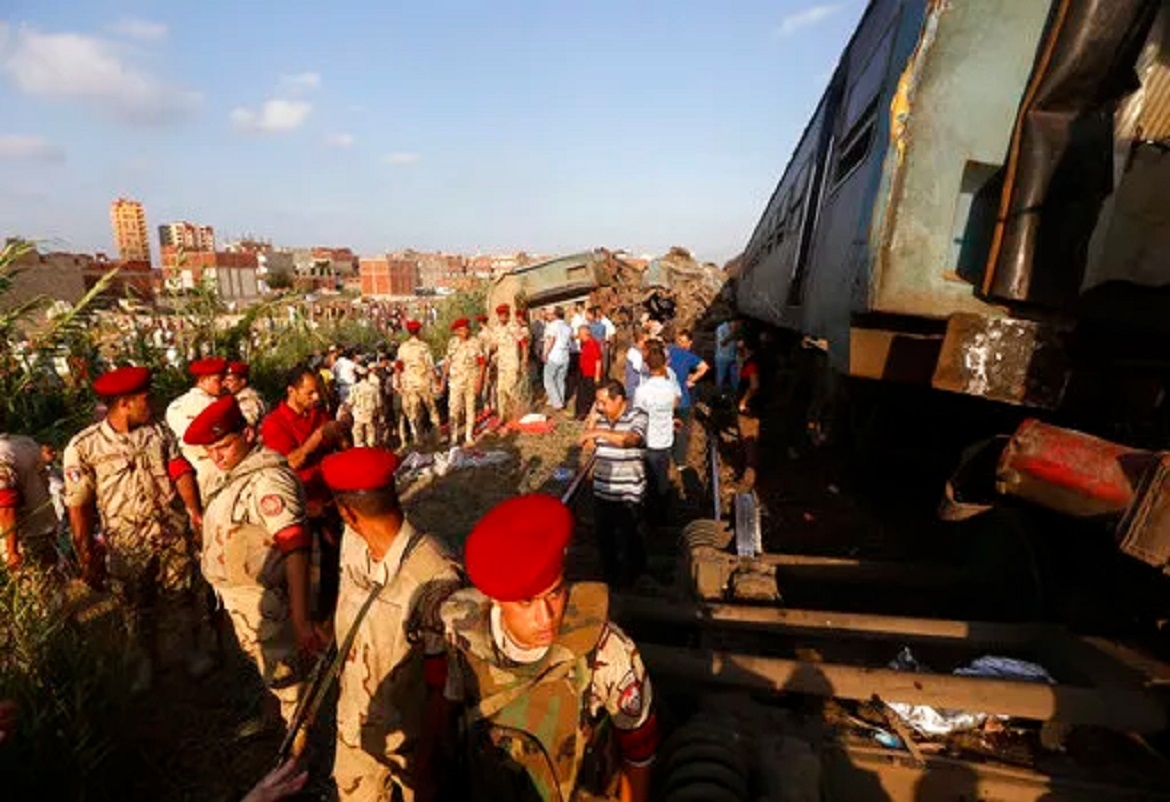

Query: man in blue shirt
667,330,709,468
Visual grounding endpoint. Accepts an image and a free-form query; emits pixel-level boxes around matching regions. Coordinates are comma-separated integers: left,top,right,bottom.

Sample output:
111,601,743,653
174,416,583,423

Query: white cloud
108,18,168,42
325,132,355,148
280,71,321,93
777,4,840,37
0,134,64,162
0,23,201,124
383,152,420,166
231,99,313,133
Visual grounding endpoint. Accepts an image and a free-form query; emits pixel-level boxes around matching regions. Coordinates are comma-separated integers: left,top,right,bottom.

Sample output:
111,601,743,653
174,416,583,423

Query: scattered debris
885,647,1055,736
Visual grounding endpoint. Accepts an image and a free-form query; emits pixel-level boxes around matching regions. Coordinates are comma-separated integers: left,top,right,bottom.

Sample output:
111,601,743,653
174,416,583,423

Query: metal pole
561,452,597,505
613,595,1043,647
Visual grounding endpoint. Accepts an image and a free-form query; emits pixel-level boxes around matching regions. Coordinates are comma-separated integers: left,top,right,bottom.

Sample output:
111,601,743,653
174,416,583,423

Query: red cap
394,360,404,371
475,314,488,323
184,396,246,445
93,366,151,398
495,304,510,315
189,357,228,377
406,320,422,333
226,361,249,377
451,317,469,332
465,495,573,601
321,447,400,493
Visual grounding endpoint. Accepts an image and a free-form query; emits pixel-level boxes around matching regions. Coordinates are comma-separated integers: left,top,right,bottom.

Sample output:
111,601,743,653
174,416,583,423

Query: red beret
184,396,246,446
475,314,488,323
189,357,227,377
93,366,151,398
321,447,400,493
226,361,249,377
451,318,469,331
496,304,510,315
406,320,422,333
465,495,573,601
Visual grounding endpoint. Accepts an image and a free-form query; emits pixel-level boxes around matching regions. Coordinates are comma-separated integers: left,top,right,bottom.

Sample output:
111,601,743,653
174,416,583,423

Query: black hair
599,378,626,400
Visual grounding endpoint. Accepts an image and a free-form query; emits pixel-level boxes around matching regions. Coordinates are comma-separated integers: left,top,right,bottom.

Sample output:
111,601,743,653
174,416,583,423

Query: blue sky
1,1,865,263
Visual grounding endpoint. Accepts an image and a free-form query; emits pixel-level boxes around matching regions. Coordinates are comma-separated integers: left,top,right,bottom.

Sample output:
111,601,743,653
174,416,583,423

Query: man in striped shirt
580,379,648,588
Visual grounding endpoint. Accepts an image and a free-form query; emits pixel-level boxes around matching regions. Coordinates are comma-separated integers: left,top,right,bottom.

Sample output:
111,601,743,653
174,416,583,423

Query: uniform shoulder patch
617,671,644,718
259,493,285,517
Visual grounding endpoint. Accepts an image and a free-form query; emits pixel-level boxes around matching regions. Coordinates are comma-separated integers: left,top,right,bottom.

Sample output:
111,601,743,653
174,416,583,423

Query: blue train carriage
738,0,1170,413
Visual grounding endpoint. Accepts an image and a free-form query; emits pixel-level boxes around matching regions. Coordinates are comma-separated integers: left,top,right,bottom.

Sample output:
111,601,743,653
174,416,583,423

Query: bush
0,570,139,800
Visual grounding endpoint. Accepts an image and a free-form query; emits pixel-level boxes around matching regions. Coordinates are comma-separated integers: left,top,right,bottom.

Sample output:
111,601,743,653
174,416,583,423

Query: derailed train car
738,0,1170,417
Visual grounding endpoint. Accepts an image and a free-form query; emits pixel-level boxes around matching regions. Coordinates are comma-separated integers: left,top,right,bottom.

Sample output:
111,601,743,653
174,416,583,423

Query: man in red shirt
260,363,349,618
575,325,603,420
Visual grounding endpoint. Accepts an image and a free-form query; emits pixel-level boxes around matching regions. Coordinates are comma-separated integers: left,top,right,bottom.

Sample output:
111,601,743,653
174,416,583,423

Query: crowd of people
0,300,754,802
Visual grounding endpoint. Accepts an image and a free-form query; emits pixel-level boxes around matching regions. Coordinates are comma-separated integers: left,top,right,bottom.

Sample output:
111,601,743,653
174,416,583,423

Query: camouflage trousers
335,741,410,802
353,419,379,448
495,367,522,422
106,532,199,665
447,379,477,443
401,390,439,443
216,583,303,727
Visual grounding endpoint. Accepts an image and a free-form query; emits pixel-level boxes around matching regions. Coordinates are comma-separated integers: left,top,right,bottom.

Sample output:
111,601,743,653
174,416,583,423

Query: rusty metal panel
931,313,1070,407
1117,454,1170,573
996,418,1156,517
870,0,1051,320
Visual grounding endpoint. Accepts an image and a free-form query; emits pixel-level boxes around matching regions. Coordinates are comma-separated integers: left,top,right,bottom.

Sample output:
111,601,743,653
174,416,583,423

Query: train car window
831,99,878,189
842,16,897,133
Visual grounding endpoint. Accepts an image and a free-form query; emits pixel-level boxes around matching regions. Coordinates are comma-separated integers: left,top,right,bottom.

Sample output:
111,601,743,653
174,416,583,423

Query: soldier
397,320,440,446
487,303,528,423
225,360,269,427
321,448,461,802
442,318,485,447
64,366,205,688
183,396,323,729
439,495,658,802
0,418,58,572
166,356,227,491
349,366,383,448
475,314,495,412
261,363,349,620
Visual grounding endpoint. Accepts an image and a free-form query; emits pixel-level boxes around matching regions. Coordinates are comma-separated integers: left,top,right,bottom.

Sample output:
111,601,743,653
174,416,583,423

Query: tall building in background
109,198,152,263
158,221,216,252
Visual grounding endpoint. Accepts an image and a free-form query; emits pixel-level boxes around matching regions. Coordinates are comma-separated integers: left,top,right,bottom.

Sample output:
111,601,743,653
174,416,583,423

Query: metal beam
824,745,1170,801
639,644,1167,733
614,595,1044,647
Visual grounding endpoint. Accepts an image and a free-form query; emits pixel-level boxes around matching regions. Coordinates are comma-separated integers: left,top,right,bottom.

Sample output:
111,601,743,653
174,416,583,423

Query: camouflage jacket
445,336,484,384
441,582,611,802
336,521,462,779
397,337,436,393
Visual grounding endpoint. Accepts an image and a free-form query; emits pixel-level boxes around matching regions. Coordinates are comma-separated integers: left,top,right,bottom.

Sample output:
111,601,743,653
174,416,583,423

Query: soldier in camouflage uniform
0,422,59,572
475,314,495,412
166,356,227,493
442,318,486,447
397,320,440,446
225,360,269,427
64,366,205,689
440,495,659,802
183,396,322,729
322,448,462,802
349,367,383,448
486,303,529,423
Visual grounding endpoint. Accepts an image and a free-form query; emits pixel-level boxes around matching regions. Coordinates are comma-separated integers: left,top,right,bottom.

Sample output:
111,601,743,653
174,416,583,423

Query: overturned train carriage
738,0,1170,411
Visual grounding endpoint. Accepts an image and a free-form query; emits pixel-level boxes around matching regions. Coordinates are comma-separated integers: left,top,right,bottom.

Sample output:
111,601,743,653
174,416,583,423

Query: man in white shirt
331,349,358,404
567,302,588,404
633,346,679,529
542,306,573,410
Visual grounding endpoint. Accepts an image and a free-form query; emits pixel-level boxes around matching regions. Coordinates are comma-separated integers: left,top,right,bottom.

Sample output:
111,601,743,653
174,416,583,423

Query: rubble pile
592,246,733,363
